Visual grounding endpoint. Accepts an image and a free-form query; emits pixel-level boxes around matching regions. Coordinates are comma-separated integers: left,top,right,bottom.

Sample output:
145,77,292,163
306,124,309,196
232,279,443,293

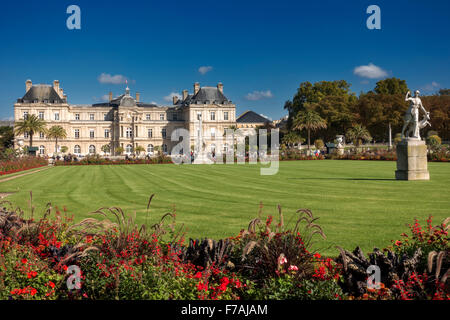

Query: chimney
59,88,64,99
217,82,223,93
109,91,113,102
173,95,179,105
182,90,188,100
136,92,140,102
194,82,200,95
53,80,60,95
26,79,32,92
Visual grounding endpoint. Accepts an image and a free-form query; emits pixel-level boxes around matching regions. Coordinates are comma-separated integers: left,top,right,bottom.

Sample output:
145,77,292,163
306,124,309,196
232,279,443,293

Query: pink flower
288,265,298,271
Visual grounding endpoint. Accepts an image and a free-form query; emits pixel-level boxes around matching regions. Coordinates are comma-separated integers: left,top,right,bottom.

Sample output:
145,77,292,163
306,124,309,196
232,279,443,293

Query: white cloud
198,66,213,75
245,90,273,101
97,73,130,84
353,63,388,79
421,81,440,92
163,92,182,102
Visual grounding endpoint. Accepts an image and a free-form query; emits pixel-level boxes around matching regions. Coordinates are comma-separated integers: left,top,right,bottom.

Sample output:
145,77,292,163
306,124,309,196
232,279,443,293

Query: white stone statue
401,90,430,140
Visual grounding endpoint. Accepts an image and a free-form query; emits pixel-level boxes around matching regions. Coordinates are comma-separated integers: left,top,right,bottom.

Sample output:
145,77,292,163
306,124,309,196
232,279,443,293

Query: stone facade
14,80,236,157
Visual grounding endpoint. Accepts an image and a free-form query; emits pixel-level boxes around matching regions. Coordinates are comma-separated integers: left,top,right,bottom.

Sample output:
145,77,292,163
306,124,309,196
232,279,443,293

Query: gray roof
237,110,270,123
20,85,65,103
178,87,230,105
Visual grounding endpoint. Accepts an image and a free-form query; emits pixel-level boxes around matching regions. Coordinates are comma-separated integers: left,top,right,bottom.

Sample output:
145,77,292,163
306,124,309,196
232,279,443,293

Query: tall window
210,111,215,121
75,113,80,120
90,114,94,121
23,111,29,119
39,145,45,155
162,128,166,138
148,128,153,138
54,112,59,121
224,143,229,153
103,113,107,120
90,129,95,138
147,144,154,154
172,113,178,121
89,145,96,154
126,127,132,138
39,132,45,139
104,129,110,138
24,132,29,138
224,112,229,121
160,113,165,120
146,114,151,120
74,145,81,154
74,129,80,139
126,144,133,154
38,111,44,120
210,127,216,138
162,144,168,153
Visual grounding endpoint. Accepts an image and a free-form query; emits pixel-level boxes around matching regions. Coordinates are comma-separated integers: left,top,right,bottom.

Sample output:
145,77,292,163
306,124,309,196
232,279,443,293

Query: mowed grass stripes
0,161,449,256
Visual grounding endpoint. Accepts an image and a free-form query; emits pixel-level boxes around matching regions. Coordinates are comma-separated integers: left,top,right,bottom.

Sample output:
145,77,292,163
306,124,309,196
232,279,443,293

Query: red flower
30,288,37,296
21,258,28,264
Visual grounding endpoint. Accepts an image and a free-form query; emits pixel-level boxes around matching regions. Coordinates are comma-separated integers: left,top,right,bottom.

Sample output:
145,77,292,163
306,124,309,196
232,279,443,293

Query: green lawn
1,161,449,256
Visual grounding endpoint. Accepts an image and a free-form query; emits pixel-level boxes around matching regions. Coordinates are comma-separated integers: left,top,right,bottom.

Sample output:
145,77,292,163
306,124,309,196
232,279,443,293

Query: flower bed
0,199,448,300
0,156,48,176
54,155,173,166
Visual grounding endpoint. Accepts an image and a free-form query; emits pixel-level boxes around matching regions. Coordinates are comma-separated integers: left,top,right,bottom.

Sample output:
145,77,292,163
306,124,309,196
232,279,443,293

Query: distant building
14,80,236,156
236,110,271,129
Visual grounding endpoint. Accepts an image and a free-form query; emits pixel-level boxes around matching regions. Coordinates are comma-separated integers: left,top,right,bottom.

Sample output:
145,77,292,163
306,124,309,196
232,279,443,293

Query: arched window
39,145,45,155
162,144,168,153
147,144,154,154
74,145,81,154
89,145,96,154
126,144,133,154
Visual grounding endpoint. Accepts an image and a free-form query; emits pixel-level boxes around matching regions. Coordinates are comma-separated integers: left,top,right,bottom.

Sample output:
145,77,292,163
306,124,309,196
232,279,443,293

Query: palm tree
115,146,124,155
101,144,111,155
135,145,145,156
14,114,47,148
47,125,67,154
346,124,372,148
292,110,327,152
281,132,304,149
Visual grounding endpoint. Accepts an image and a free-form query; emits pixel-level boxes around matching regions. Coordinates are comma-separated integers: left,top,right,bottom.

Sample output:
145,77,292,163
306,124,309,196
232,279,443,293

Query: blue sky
0,0,449,120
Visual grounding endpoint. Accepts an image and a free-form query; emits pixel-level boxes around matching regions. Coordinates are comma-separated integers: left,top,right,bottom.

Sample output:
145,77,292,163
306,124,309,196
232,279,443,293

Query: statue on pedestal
395,90,431,180
401,90,431,140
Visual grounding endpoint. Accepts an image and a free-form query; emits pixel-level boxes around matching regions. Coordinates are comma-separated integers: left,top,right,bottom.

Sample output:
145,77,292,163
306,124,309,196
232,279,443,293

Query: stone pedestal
193,151,213,164
395,139,429,180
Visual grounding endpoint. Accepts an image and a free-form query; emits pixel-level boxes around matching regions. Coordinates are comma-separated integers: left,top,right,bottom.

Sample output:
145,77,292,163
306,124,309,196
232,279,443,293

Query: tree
281,132,304,149
0,126,14,150
46,125,67,154
115,146,124,155
14,114,47,148
60,146,68,154
101,144,111,155
438,89,450,96
135,145,145,156
284,80,356,130
346,125,372,147
292,109,327,152
374,78,409,95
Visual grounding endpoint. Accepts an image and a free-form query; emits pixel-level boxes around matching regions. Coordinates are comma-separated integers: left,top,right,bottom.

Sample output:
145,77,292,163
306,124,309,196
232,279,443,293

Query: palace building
14,80,237,156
